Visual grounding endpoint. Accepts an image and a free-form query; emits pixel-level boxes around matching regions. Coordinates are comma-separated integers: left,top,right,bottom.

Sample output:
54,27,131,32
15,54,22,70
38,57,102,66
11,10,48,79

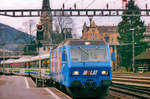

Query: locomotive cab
58,39,112,98
50,39,112,98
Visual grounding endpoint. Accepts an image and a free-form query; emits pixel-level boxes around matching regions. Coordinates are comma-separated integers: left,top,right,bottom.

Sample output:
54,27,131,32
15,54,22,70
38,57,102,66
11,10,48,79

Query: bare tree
51,14,73,44
22,19,36,43
53,13,73,34
18,19,37,55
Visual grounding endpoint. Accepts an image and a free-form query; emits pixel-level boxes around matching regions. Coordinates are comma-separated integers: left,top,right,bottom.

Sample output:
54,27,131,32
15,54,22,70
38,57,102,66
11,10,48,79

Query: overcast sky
0,0,150,37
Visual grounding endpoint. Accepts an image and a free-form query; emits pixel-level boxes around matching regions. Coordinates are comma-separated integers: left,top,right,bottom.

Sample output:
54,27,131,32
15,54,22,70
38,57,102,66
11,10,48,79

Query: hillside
0,23,35,51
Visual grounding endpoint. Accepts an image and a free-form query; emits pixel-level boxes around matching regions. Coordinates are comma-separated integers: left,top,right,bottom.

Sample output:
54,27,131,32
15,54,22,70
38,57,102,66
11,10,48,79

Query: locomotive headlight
85,41,90,45
101,70,108,75
72,71,79,75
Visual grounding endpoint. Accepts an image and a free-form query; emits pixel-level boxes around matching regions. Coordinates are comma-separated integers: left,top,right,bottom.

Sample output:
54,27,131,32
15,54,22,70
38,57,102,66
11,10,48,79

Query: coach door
62,49,68,68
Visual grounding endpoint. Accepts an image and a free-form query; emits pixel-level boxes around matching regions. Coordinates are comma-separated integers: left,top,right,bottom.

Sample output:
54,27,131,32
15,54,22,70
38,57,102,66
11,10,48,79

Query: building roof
82,22,118,33
97,26,118,33
135,49,150,60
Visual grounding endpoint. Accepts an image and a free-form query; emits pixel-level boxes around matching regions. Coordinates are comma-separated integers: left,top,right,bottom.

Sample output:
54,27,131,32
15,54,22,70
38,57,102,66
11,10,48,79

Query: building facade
81,21,119,44
135,49,150,73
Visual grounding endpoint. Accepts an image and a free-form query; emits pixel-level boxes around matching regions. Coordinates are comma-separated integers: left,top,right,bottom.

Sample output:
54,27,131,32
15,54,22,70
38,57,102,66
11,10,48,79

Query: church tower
40,0,52,44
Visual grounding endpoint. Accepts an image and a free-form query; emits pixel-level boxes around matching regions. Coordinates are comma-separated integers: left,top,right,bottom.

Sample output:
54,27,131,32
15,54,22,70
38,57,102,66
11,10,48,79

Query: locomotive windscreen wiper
78,47,89,56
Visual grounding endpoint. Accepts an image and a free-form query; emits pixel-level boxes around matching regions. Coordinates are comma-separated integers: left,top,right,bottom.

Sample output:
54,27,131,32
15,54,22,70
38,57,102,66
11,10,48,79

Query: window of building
92,29,95,32
105,35,109,43
112,38,114,43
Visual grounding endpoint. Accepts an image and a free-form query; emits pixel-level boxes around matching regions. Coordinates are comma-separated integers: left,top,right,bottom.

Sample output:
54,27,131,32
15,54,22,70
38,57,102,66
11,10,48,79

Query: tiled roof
83,26,118,33
97,26,118,33
135,50,150,60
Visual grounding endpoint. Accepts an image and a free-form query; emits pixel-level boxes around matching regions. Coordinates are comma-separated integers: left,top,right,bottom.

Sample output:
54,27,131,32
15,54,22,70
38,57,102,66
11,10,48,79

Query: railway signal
36,24,44,40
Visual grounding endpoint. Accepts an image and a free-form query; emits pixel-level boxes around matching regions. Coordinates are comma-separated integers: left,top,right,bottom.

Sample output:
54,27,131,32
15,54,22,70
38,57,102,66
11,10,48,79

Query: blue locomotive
50,39,112,98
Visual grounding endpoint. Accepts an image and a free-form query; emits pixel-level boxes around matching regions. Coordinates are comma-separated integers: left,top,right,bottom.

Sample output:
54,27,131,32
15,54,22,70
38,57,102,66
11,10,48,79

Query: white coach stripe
45,88,61,99
25,77,30,88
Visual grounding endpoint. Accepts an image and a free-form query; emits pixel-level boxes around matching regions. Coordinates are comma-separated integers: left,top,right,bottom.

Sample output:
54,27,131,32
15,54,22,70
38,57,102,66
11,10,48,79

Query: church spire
40,0,52,44
42,0,50,10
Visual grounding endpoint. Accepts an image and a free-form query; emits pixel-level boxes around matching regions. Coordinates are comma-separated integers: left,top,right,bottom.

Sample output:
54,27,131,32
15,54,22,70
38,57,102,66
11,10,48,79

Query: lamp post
130,28,135,72
36,40,42,87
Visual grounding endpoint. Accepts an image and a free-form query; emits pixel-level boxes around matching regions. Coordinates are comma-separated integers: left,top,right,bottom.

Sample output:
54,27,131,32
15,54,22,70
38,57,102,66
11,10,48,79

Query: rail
110,74,150,99
110,83,150,99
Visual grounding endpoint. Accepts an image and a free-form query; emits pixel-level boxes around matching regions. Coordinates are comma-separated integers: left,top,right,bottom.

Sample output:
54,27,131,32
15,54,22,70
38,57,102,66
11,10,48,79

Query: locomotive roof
64,39,106,46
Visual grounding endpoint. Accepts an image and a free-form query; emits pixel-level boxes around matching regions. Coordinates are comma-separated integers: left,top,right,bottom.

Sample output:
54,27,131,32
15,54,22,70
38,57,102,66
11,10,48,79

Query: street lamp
130,28,135,72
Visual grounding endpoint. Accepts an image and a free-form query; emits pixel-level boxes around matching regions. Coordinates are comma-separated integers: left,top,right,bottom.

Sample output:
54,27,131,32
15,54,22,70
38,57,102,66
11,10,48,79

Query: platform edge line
25,77,30,88
45,88,61,99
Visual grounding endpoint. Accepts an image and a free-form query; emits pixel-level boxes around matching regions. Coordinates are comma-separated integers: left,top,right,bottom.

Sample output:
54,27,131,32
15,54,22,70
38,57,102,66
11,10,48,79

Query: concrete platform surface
0,76,72,99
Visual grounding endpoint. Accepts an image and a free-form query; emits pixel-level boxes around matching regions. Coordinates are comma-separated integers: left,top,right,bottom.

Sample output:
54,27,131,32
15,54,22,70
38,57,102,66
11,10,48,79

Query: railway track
110,83,150,99
110,74,150,99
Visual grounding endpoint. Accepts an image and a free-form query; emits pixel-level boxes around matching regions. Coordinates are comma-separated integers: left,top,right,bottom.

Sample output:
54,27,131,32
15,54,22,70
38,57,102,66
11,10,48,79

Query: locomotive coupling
101,80,112,87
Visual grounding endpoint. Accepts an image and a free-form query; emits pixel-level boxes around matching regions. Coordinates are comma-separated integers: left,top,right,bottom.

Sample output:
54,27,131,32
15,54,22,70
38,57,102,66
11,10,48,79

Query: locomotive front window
71,47,108,62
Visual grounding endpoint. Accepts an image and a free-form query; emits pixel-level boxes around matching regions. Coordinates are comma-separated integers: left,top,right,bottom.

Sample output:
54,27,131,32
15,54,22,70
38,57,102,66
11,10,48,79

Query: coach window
42,59,48,68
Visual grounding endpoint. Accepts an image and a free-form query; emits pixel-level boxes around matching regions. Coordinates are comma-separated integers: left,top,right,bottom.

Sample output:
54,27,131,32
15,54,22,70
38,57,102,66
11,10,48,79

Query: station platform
0,75,72,99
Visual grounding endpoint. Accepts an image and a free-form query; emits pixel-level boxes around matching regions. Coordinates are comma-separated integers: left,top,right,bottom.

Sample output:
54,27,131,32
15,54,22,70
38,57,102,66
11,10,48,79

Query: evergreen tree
117,0,148,71
23,40,37,55
51,30,72,44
